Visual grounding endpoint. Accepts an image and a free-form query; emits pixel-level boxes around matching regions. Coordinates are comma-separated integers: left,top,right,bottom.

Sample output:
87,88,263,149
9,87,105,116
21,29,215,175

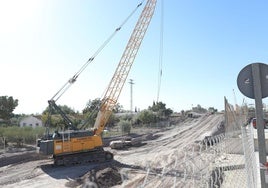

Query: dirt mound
94,167,122,187
67,165,122,188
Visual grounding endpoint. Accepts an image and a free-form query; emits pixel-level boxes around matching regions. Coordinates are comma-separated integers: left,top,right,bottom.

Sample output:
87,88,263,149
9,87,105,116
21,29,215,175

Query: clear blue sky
1,0,268,114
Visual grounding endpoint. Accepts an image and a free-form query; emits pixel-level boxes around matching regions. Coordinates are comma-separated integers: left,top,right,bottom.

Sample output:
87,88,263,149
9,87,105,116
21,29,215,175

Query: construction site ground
0,114,224,188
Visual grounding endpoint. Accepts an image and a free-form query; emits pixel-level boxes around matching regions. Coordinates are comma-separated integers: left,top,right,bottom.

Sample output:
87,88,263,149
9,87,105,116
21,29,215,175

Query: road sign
237,63,268,99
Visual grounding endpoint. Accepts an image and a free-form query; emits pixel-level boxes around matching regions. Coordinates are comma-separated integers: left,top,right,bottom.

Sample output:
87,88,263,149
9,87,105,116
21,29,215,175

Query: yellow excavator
38,0,157,165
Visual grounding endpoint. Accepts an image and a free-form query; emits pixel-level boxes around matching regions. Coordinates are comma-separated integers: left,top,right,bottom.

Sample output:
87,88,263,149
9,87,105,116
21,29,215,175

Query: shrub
0,126,46,146
118,120,131,134
137,110,157,124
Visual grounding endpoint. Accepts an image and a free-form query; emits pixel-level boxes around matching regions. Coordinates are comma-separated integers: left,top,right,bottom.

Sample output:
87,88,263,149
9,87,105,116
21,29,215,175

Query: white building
19,116,43,128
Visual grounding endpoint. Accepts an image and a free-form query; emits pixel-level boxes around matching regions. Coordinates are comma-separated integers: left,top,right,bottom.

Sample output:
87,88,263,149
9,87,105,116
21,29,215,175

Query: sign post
237,62,268,187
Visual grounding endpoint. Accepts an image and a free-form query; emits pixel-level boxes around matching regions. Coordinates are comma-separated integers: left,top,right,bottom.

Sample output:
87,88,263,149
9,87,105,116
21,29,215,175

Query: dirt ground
0,113,224,188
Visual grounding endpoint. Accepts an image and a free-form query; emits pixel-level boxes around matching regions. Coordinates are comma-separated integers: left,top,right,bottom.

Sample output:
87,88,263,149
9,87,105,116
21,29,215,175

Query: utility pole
129,79,134,112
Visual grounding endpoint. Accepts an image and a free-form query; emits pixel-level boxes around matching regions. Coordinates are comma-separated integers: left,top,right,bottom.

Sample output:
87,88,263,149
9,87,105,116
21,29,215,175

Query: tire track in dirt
0,159,51,186
111,114,224,188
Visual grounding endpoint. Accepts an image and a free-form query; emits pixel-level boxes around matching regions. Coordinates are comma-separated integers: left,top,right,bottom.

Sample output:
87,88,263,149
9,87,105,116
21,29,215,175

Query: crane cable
51,1,145,102
156,0,164,102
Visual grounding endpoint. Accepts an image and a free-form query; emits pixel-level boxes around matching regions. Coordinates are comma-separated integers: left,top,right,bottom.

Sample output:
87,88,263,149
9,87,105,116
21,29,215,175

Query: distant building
19,116,43,128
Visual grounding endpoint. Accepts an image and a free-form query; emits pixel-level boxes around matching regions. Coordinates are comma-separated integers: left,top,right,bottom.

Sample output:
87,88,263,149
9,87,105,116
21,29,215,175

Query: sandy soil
0,114,224,188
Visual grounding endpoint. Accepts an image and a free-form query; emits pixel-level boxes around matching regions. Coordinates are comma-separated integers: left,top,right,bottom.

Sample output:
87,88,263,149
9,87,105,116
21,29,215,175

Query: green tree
149,101,165,112
82,98,121,128
43,104,75,115
41,113,63,129
82,110,98,128
208,107,218,113
81,98,101,128
137,110,157,124
148,101,173,118
83,98,123,113
82,98,101,114
113,103,123,113
0,96,18,123
42,103,79,129
192,104,207,113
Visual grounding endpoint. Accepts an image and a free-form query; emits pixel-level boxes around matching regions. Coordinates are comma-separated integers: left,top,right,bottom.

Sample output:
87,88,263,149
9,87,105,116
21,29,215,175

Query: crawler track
53,149,113,166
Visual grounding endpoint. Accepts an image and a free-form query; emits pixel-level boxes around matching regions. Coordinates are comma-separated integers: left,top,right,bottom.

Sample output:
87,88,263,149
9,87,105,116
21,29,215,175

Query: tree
0,96,18,123
83,98,123,113
137,110,157,124
192,104,207,113
60,105,76,114
41,113,81,129
149,101,166,112
81,98,101,128
82,98,101,114
82,98,122,128
42,104,76,115
148,101,173,118
113,103,123,113
42,103,79,129
208,107,218,114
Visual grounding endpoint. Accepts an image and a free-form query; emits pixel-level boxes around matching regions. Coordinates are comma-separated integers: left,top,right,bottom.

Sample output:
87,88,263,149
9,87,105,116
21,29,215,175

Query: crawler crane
38,0,157,165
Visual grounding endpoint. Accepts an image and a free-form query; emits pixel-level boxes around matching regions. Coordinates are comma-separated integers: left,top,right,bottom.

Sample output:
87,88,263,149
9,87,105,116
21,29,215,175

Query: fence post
36,134,38,153
4,137,5,153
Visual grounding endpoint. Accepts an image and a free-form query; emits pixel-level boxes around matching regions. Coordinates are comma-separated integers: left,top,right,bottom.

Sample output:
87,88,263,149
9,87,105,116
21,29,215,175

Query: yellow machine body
53,134,102,156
